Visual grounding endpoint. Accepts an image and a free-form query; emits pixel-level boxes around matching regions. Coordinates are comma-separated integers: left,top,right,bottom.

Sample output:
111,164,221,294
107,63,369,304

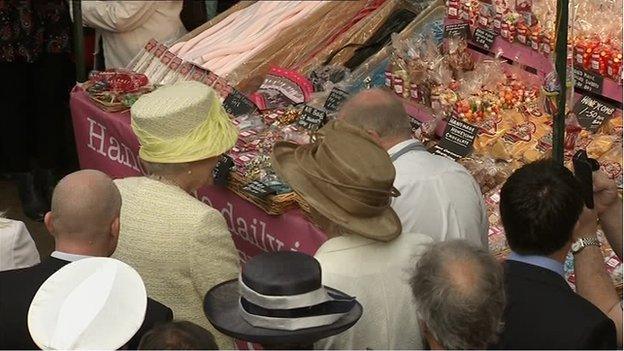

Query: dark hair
138,321,219,350
499,159,583,255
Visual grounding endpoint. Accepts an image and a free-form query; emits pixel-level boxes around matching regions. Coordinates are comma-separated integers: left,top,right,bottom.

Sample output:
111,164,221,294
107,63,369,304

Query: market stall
70,0,623,294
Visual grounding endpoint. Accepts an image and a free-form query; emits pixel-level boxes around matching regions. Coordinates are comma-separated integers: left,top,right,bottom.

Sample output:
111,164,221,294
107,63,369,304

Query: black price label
242,180,276,198
409,118,422,132
444,23,470,40
212,155,234,187
574,95,617,132
432,118,478,160
324,87,350,112
223,89,258,117
473,28,497,51
298,105,327,131
574,68,604,95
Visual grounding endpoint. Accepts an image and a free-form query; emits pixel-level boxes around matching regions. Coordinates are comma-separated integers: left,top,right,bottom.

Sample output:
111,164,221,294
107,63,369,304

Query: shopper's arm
81,1,157,32
593,172,622,259
573,208,623,347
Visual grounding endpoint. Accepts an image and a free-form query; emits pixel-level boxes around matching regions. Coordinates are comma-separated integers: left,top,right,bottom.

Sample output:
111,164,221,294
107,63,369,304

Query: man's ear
366,129,384,145
111,216,120,239
44,212,55,236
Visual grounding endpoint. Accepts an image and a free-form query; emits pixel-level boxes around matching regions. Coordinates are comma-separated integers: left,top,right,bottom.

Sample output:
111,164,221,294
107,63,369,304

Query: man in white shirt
340,89,488,247
79,1,187,68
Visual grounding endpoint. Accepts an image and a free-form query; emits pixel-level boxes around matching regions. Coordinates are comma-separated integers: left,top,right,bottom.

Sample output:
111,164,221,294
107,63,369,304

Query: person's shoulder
113,176,145,193
504,261,610,324
146,297,173,321
396,152,474,180
0,259,58,294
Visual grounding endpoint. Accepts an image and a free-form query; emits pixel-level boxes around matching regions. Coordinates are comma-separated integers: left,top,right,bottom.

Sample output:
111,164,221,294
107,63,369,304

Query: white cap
28,257,148,350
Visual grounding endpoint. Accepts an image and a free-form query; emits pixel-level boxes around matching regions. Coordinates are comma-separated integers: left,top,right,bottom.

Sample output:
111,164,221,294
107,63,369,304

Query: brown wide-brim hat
272,119,401,241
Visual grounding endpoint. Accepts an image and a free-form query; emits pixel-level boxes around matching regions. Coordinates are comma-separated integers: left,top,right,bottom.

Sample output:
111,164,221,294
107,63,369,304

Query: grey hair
410,240,506,350
339,89,412,139
141,160,191,176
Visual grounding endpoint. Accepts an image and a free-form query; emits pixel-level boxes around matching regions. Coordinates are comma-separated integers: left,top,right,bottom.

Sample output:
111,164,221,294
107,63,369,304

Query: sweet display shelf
444,18,623,104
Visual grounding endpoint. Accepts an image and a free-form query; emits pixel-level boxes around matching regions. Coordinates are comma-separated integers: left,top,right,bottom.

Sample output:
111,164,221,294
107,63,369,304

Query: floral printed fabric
0,0,72,63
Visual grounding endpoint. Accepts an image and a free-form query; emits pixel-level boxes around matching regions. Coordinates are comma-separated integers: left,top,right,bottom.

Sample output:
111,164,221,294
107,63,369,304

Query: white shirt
80,1,187,69
0,219,40,271
388,139,488,247
314,232,433,350
50,251,91,262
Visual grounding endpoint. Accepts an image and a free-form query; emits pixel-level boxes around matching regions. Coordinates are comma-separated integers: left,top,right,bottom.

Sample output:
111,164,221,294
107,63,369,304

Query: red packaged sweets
448,0,461,19
410,83,419,102
516,23,528,45
501,20,515,43
515,0,531,12
385,70,393,88
540,33,552,56
529,27,540,51
393,76,405,96
590,44,611,76
608,51,622,81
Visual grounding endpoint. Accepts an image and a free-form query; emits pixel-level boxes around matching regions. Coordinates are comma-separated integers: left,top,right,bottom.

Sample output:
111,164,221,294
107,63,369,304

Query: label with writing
324,87,350,112
190,65,207,81
298,105,327,131
574,95,617,132
409,118,422,133
473,28,497,51
444,23,470,40
242,180,276,198
223,89,258,117
574,68,604,95
433,118,478,160
212,155,234,187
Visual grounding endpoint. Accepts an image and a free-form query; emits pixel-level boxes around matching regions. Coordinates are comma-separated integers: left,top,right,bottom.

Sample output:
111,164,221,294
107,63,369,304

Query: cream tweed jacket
112,177,239,349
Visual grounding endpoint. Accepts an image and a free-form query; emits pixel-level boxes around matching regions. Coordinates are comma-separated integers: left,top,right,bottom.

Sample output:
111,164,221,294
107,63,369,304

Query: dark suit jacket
491,260,617,350
0,257,173,350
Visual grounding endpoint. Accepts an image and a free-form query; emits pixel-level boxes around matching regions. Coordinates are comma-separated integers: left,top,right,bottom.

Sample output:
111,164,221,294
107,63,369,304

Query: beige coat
314,232,433,350
113,177,239,349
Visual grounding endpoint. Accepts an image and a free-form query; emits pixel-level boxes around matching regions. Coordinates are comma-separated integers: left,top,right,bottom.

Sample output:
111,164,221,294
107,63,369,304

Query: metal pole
552,0,569,165
72,0,86,82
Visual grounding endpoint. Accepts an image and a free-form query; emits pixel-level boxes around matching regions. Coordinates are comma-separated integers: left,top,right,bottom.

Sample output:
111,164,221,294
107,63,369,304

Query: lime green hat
131,81,238,163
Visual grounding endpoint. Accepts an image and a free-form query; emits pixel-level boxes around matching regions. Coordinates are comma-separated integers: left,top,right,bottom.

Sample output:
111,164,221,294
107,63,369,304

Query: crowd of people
0,1,622,350
0,81,622,350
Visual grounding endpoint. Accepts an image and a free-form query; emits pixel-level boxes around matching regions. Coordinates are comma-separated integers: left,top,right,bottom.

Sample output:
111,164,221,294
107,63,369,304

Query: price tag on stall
409,118,422,134
223,89,258,117
432,118,478,160
574,95,617,132
242,180,276,198
473,28,497,51
444,23,470,40
324,87,350,112
212,155,234,187
574,68,604,95
297,105,327,131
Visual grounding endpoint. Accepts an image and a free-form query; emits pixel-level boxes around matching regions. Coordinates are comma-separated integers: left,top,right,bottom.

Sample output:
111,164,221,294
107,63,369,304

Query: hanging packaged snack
130,39,160,74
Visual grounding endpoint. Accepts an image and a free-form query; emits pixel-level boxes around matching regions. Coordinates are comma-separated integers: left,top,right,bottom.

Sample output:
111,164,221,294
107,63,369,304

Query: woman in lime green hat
112,81,239,349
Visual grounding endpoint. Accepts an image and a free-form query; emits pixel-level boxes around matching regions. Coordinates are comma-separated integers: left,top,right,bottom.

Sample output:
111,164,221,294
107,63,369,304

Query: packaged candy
598,141,623,188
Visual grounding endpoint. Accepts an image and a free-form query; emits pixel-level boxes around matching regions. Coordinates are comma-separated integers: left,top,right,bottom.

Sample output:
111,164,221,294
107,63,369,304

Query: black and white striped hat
203,251,362,345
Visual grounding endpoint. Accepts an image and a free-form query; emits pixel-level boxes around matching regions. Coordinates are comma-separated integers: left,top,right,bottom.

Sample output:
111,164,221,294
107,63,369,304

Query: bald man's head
45,170,121,255
410,240,505,349
339,89,412,141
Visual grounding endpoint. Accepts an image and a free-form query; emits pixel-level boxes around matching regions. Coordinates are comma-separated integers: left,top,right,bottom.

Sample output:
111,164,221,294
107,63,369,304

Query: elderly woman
271,120,433,350
112,81,239,349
